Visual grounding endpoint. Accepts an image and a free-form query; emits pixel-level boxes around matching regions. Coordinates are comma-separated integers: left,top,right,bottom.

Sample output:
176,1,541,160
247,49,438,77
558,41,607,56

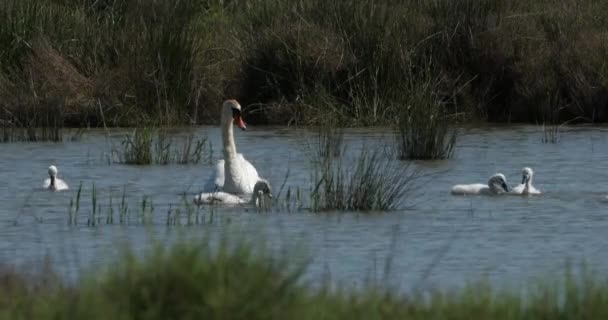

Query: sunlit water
1,125,608,292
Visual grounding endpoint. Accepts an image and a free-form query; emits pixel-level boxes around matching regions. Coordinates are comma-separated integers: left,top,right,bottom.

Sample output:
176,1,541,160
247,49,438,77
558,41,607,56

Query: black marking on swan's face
500,179,509,192
489,174,509,193
521,167,533,184
231,106,247,131
255,181,273,198
231,107,241,118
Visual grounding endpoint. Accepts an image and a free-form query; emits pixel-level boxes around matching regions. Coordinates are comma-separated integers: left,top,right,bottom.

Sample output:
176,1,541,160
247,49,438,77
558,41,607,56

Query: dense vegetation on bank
1,239,607,319
1,0,607,127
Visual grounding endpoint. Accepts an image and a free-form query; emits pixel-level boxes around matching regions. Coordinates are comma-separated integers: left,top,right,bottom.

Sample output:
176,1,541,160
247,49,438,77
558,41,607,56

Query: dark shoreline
1,0,607,128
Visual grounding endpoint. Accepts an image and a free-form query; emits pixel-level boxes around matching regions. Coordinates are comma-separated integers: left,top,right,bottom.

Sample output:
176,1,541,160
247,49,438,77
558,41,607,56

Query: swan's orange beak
234,115,247,130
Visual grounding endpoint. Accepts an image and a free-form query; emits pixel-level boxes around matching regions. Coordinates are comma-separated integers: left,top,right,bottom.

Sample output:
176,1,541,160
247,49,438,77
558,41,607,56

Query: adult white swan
43,165,69,191
451,173,509,195
205,99,260,194
509,167,541,195
194,179,272,207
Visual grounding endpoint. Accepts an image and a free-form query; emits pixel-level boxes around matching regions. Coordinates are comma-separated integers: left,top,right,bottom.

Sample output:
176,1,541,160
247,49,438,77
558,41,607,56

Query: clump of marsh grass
2,0,608,127
67,184,219,227
310,146,418,212
116,128,154,165
1,126,62,143
540,92,564,144
541,121,560,144
175,133,209,164
274,169,304,212
305,119,345,160
113,128,209,165
395,65,458,160
6,237,608,319
315,123,344,159
1,125,85,143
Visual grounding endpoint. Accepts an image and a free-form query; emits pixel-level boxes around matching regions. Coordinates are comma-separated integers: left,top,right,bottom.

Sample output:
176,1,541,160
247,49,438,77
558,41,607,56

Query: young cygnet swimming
194,179,272,207
451,173,509,195
509,167,541,195
43,165,69,191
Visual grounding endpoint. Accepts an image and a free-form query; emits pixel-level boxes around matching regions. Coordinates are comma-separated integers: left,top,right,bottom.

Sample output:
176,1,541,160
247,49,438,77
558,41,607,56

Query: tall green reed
4,237,608,319
67,184,217,227
310,146,418,212
113,128,209,165
395,67,457,160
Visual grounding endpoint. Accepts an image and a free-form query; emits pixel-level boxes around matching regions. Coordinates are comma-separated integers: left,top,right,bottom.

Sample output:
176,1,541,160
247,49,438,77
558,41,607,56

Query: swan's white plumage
204,99,261,194
195,179,272,207
451,183,492,195
451,173,509,195
43,165,69,191
509,167,541,195
194,192,249,205
204,154,260,193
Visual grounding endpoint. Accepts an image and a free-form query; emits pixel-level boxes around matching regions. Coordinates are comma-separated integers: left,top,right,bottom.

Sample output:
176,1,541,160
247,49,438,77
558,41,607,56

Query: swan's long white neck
222,118,237,160
523,175,533,193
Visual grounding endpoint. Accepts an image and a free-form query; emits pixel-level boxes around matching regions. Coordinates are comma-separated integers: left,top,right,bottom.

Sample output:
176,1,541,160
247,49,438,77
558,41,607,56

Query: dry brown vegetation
0,0,607,128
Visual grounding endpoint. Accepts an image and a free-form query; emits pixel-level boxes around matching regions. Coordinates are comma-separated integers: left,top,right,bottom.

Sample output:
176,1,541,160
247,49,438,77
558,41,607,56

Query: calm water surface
1,125,608,291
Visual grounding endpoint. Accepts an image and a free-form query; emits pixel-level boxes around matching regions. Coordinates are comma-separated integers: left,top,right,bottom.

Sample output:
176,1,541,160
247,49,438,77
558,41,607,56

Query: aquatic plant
304,119,345,161
310,146,418,212
1,0,608,126
67,184,213,227
117,127,153,165
113,128,209,165
0,126,62,143
2,238,608,319
394,66,458,160
540,92,563,144
315,121,345,159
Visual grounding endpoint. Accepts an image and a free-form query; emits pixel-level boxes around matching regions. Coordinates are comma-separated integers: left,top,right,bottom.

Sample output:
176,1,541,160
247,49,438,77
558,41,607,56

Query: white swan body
451,173,509,195
509,167,541,195
205,99,260,194
43,165,69,191
204,154,259,193
194,179,272,207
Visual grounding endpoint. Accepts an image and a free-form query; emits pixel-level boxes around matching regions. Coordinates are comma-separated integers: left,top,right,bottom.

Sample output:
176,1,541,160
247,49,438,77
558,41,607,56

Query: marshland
3,0,608,318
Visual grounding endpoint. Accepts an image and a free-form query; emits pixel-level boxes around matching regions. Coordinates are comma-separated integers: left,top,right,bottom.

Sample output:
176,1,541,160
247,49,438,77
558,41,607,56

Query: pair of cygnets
43,164,272,207
451,167,541,196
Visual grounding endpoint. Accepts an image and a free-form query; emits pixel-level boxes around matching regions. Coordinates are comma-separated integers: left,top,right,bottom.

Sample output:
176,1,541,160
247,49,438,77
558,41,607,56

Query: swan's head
252,179,272,208
222,99,247,130
521,167,534,184
48,165,58,178
488,173,509,193
253,179,272,199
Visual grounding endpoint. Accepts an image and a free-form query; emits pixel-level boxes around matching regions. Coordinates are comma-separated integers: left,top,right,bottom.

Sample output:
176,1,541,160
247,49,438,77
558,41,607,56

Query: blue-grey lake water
1,125,607,292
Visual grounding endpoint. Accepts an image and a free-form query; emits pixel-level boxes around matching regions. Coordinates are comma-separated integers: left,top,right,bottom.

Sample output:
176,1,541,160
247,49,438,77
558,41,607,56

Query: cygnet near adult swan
43,165,69,191
509,167,541,195
451,173,509,195
194,179,272,207
204,99,261,194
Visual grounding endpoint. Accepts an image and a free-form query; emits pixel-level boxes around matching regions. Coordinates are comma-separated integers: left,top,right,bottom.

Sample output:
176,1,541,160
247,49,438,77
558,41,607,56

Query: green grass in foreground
1,240,608,319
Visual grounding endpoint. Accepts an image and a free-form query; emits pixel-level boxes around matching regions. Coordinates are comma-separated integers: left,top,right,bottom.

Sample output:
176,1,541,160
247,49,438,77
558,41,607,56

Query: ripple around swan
1,125,608,291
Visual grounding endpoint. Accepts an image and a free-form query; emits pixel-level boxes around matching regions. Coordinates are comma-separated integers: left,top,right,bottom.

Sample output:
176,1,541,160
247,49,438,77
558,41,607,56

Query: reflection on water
1,125,608,291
